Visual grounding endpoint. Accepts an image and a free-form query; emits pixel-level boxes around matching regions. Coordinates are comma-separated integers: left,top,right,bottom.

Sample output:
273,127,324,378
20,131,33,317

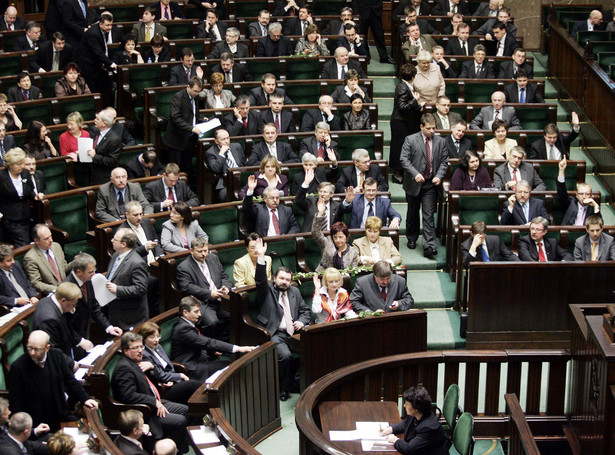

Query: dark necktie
380,286,387,301
462,41,467,55
81,282,88,304
225,71,231,83
117,191,125,216
424,138,432,178
367,201,374,218
164,5,170,19
271,209,280,235
274,114,280,133
168,188,174,202
22,90,29,101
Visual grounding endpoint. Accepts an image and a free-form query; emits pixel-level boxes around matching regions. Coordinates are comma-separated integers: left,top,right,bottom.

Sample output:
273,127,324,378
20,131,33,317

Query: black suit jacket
556,179,600,226
205,143,246,190
106,249,149,330
518,235,573,261
90,129,122,185
142,46,172,63
222,111,260,137
283,17,306,36
113,435,145,455
164,88,204,151
197,21,228,40
248,87,293,106
295,186,342,232
11,35,41,52
257,109,296,134
151,1,184,19
461,235,519,268
33,296,82,358
0,435,40,455
334,163,388,193
255,35,293,57
500,198,549,225
390,413,449,455
177,254,232,306
291,167,334,195
254,262,310,334
300,108,341,132
242,195,300,237
0,135,16,166
528,130,579,160
170,317,234,372
143,179,199,212
210,63,252,82
0,16,25,31
321,18,344,35
444,135,473,159
497,61,534,79
125,155,164,180
445,37,479,57
247,141,298,166
207,40,250,59
60,0,96,48
29,40,74,73
168,64,200,86
459,60,494,78
0,169,35,222
320,58,367,79
298,136,340,160
0,262,37,307
9,348,90,428
119,219,164,259
28,170,46,195
335,36,370,59
571,19,605,38
430,0,470,15
7,86,41,103
487,33,520,56
64,272,111,339
504,82,544,103
78,23,115,81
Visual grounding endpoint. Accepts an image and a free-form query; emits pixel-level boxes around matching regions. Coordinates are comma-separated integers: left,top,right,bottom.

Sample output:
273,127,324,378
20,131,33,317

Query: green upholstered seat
48,193,95,260
597,52,615,70
285,59,321,81
36,71,63,98
159,317,178,354
0,53,22,77
462,81,500,103
284,80,321,103
576,30,612,44
337,132,378,161
450,412,474,455
57,96,99,123
165,22,195,40
38,160,69,194
245,59,280,81
215,245,248,282
15,102,53,129
268,239,298,272
200,207,240,245
539,162,578,191
458,194,501,226
515,106,549,131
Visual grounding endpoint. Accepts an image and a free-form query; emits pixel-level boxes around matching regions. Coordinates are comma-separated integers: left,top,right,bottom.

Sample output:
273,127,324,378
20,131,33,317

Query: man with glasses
500,180,549,226
556,157,600,226
518,217,572,261
9,330,98,432
243,177,300,237
335,148,388,193
493,146,545,191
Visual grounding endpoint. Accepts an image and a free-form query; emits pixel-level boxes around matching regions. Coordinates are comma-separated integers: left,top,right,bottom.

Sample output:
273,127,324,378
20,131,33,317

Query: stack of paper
79,341,114,366
329,422,396,452
189,425,220,445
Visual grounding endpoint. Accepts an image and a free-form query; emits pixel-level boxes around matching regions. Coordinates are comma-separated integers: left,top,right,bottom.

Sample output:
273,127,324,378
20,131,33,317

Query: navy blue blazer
340,195,402,229
0,262,38,307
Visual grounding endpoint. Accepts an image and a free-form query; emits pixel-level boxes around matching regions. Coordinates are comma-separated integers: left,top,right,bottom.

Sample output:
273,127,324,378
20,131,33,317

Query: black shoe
380,56,396,64
424,248,437,258
280,391,289,401
407,240,416,249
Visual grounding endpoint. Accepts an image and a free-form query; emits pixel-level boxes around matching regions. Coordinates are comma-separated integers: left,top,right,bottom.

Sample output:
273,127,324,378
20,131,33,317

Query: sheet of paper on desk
205,366,228,384
12,303,33,314
79,341,114,366
190,426,220,444
361,440,396,451
201,445,228,455
74,368,89,381
355,421,389,440
329,430,361,441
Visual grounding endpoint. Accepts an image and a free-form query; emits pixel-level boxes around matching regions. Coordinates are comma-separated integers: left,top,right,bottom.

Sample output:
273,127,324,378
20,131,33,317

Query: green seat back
57,97,98,123
445,80,459,99
107,6,140,22
567,230,586,253
199,207,239,244
15,103,53,129
182,41,205,60
49,193,90,243
119,148,144,168
268,239,297,272
38,72,61,98
165,22,195,40
303,237,322,272
38,160,68,194
71,162,91,187
442,384,460,433
597,52,615,70
337,133,377,161
184,7,202,19
4,325,25,367
246,59,280,80
539,163,578,191
104,353,121,398
0,345,5,390
284,81,321,104
493,230,512,248
310,0,348,15
154,90,177,120
576,30,611,44
130,66,164,107
458,195,500,226
463,81,499,103
556,10,591,28
215,245,248,283
285,59,320,80
159,316,177,354
516,107,548,131
0,55,22,77
452,412,474,455
589,41,615,53
233,1,265,17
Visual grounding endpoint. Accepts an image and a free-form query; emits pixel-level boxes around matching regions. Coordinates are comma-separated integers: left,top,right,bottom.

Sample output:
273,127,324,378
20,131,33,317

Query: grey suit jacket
106,249,149,330
131,22,167,42
176,254,231,305
199,88,236,109
574,233,615,261
469,105,522,130
160,220,208,253
95,181,154,222
350,273,414,313
23,242,70,296
434,112,463,130
493,162,546,191
401,35,438,62
400,131,449,197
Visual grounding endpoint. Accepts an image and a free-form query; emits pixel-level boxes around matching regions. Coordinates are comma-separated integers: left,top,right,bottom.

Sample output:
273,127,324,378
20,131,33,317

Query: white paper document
74,367,90,380
91,273,115,307
195,118,221,135
205,366,229,384
329,430,360,441
63,427,98,454
79,341,114,366
77,138,93,162
361,440,396,451
355,421,389,440
201,446,228,455
190,426,220,445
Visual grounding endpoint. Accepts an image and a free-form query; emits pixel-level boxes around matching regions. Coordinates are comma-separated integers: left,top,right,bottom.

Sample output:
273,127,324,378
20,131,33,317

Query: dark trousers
359,5,387,59
200,301,230,342
162,379,202,405
148,399,189,453
271,330,294,393
390,119,420,170
405,180,438,250
1,219,31,248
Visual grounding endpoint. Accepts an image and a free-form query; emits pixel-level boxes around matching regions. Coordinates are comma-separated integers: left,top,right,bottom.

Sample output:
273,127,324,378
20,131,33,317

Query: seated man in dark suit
87,108,123,185
529,112,580,160
295,176,340,232
168,48,204,86
459,44,494,79
210,52,252,83
430,0,470,16
335,148,388,193
7,72,42,103
336,23,370,60
0,412,44,455
171,296,254,380
350,261,414,312
503,69,544,104
298,122,340,162
0,6,25,31
64,252,122,341
500,180,549,225
300,95,341,132
151,0,183,20
556,158,600,226
283,5,313,35
254,239,310,400
207,27,250,59
442,12,464,34
487,20,519,56
0,123,15,167
291,152,338,195
113,410,149,455
0,244,39,308
321,46,367,79
476,7,517,38
340,178,402,229
322,7,353,35
143,163,199,212
273,0,305,17
256,22,293,57
142,35,171,63
33,281,94,360
243,179,301,237
570,9,605,38
574,215,615,261
498,48,534,79
461,220,519,268
445,23,477,56
518,217,573,261
9,330,98,432
257,93,296,134
248,9,271,37
444,120,473,159
247,123,299,166
29,32,73,73
473,0,499,17
434,96,463,130
176,238,232,340
222,95,260,137
400,7,437,38
197,8,227,40
204,128,247,202
125,149,164,179
11,20,42,51
95,167,153,222
493,147,546,191
112,332,189,453
248,73,293,106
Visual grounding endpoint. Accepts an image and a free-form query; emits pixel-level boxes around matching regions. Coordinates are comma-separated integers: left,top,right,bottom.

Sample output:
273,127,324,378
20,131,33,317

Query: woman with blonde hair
238,155,289,198
47,431,78,455
59,111,90,159
412,49,445,105
311,267,355,323
353,216,402,266
200,72,236,109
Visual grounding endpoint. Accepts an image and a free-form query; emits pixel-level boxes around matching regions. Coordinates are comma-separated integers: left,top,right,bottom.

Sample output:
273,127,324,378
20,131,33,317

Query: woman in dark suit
381,385,450,455
343,94,372,130
390,63,422,183
0,148,37,247
331,69,371,104
112,34,144,65
23,120,59,160
137,322,202,405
